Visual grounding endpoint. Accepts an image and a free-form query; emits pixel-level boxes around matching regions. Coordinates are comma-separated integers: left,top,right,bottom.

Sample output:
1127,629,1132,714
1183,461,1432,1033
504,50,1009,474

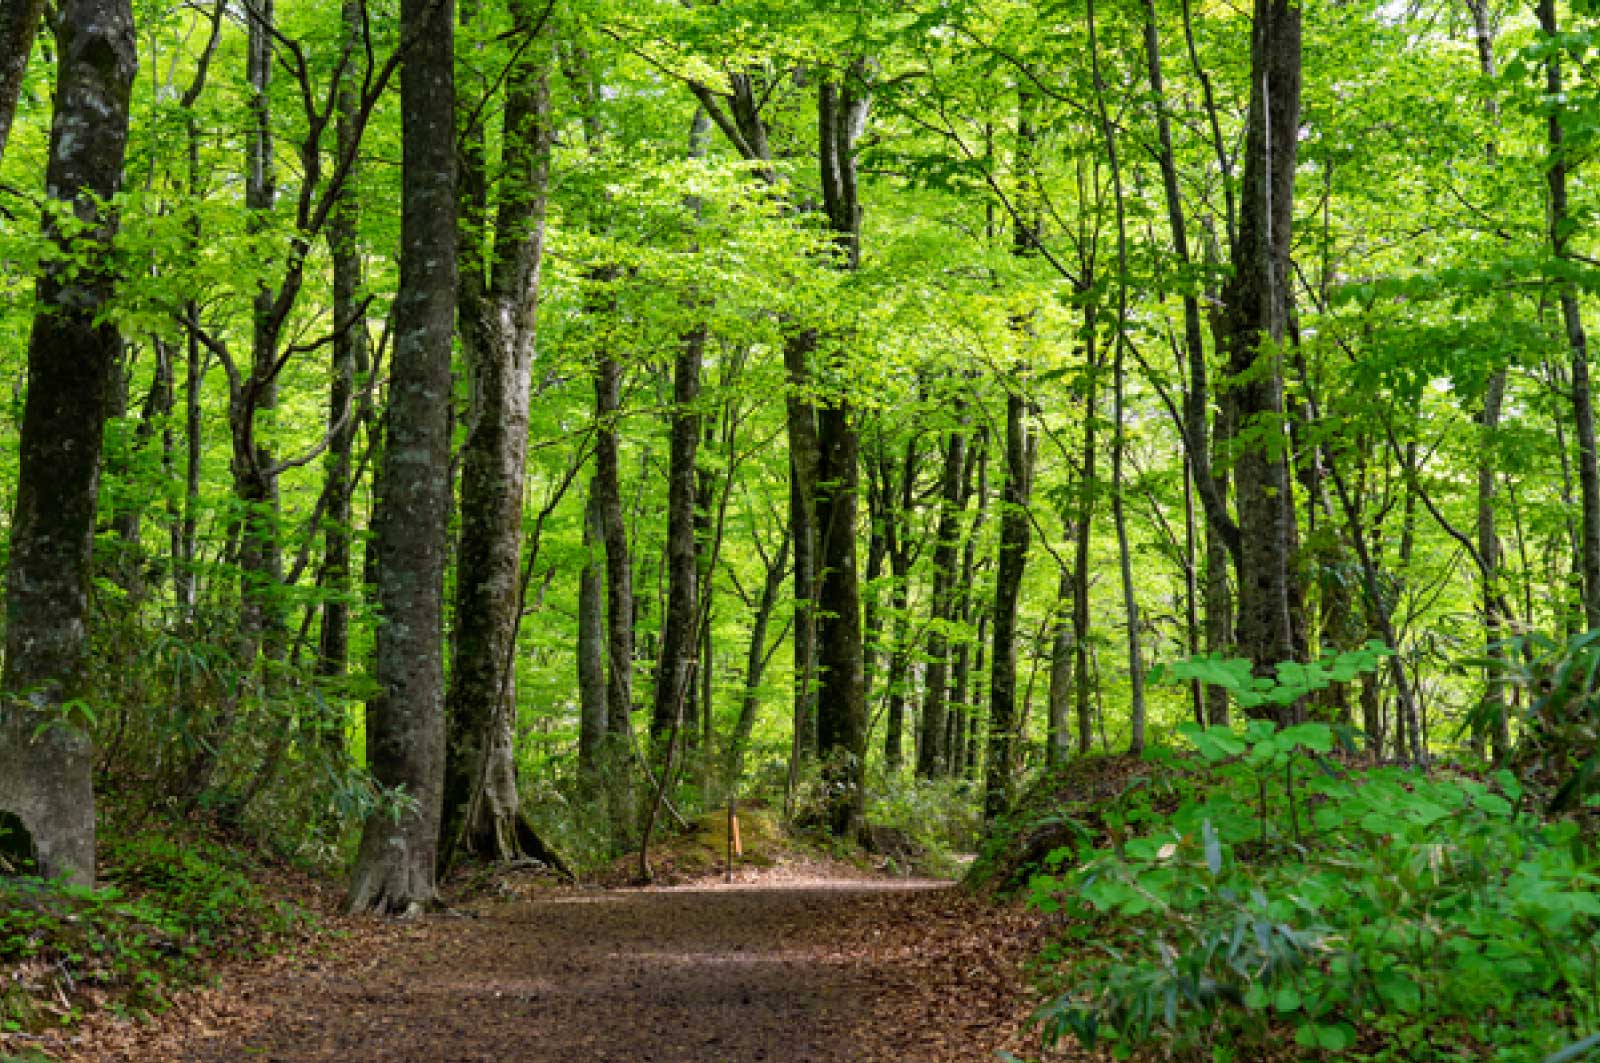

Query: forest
2,0,1600,1058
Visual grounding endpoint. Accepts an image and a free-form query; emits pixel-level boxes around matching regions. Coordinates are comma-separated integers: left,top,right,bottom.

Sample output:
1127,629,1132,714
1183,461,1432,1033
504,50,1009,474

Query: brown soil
19,869,1088,1063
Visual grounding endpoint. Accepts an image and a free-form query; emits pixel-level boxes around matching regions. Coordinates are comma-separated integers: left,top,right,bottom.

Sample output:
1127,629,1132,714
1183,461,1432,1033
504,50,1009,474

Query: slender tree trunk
440,9,552,868
1074,308,1101,754
784,328,821,762
815,399,867,837
918,416,967,778
1145,0,1238,723
726,532,789,783
812,68,872,839
318,0,369,689
652,328,705,744
1465,0,1510,762
0,0,44,163
1219,0,1305,699
347,0,456,915
1046,567,1073,766
985,389,1033,821
578,484,608,781
881,436,917,774
1089,0,1147,754
1537,0,1600,629
0,0,135,886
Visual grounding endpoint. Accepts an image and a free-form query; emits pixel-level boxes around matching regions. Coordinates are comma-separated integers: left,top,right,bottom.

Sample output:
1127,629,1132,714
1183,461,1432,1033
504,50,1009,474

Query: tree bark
440,4,552,868
318,0,370,691
1537,0,1600,630
784,328,821,763
651,328,705,744
726,531,789,784
1218,0,1305,696
918,415,967,779
578,484,608,781
0,0,44,164
0,0,135,886
1073,308,1101,754
348,0,456,915
984,389,1033,821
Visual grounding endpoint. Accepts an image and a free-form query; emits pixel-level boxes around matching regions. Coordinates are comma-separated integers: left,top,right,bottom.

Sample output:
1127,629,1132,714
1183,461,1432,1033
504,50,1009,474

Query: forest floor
17,861,1086,1063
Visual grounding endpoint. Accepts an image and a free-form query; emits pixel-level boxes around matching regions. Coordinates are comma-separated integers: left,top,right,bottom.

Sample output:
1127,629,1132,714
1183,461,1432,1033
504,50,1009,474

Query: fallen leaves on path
14,869,1097,1063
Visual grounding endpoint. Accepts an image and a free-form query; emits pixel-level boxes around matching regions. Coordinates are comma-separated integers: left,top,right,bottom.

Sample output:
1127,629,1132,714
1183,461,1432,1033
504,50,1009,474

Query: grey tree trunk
726,531,789,784
1073,309,1101,754
651,328,704,743
1046,567,1073,767
1219,0,1305,697
1088,0,1146,755
578,484,608,780
0,0,136,886
347,0,456,916
784,328,821,762
984,390,1033,822
1144,0,1237,725
1537,0,1600,630
593,340,636,809
811,68,872,839
0,0,44,163
440,5,552,869
917,417,967,779
318,0,370,690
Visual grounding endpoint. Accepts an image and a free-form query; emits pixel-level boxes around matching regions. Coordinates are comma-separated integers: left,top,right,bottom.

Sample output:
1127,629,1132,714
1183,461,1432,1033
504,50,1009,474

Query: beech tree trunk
578,484,608,780
348,0,456,915
440,5,551,868
651,328,704,744
1537,0,1600,630
918,416,967,779
0,0,44,163
984,390,1033,821
811,68,872,839
726,531,789,783
1073,309,1101,754
1219,0,1305,698
318,0,368,684
1046,567,1073,766
784,328,821,762
0,0,136,886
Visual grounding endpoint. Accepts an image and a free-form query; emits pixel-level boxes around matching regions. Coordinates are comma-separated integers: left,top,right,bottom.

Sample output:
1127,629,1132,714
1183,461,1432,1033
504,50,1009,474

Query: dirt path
36,875,1064,1063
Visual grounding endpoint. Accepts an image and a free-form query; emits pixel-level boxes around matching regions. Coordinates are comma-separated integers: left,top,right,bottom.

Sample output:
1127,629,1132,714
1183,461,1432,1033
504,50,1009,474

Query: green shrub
1026,721,1600,1061
0,833,309,1030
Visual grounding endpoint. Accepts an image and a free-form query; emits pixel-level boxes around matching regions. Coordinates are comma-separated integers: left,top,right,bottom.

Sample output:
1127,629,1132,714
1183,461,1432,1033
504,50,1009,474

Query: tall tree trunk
440,8,552,868
1046,567,1073,766
1144,0,1238,723
0,0,135,886
1073,308,1101,754
347,0,456,915
1088,0,1147,754
578,484,608,781
1219,0,1304,698
985,389,1033,822
726,531,789,783
918,415,967,778
0,0,44,163
815,398,867,837
784,327,821,763
594,340,636,811
1537,0,1600,629
1465,0,1510,762
812,68,872,839
652,328,705,744
318,0,369,692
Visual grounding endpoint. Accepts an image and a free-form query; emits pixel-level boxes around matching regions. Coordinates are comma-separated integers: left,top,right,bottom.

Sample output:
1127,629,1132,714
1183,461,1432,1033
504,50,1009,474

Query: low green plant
1026,649,1600,1061
0,833,309,1030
